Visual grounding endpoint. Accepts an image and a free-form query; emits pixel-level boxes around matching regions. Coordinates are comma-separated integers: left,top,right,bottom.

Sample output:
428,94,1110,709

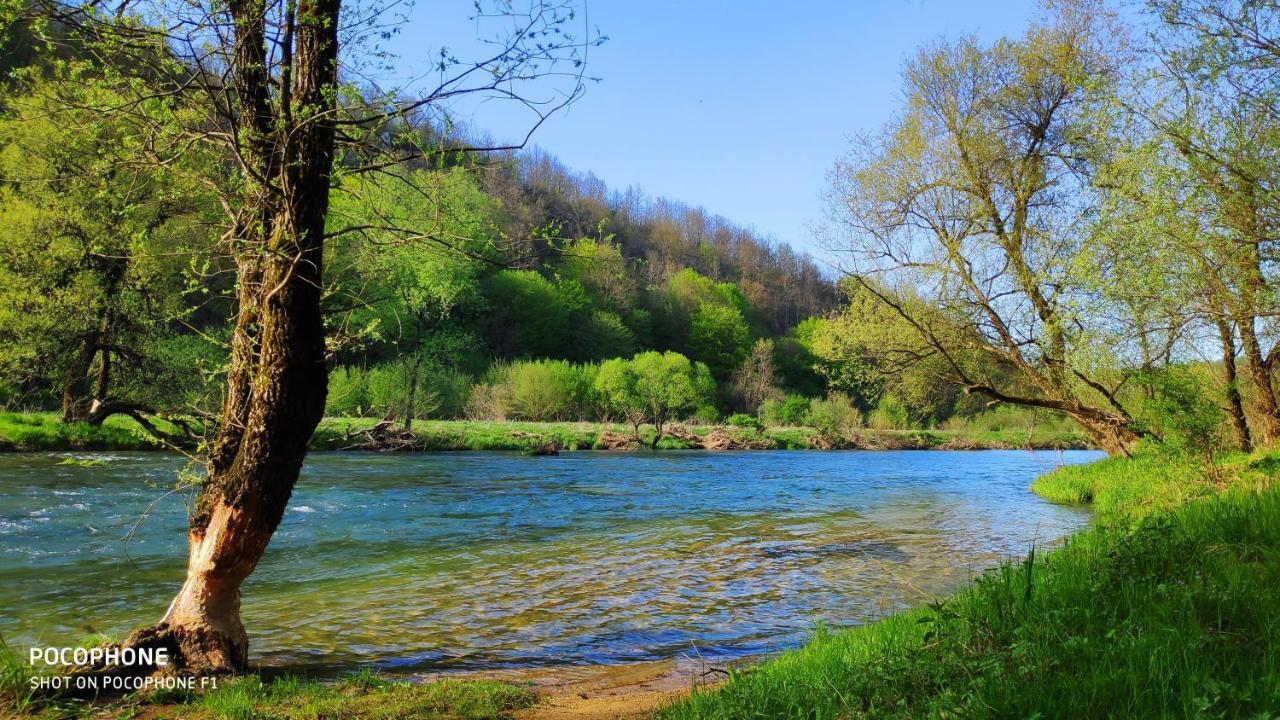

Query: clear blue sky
383,1,1043,256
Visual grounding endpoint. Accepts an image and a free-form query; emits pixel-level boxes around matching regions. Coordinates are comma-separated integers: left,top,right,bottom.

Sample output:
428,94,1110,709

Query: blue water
0,449,1098,672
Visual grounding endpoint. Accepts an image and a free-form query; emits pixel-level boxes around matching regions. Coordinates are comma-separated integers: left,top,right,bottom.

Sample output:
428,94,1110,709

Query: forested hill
0,34,841,426
317,144,842,422
483,150,839,335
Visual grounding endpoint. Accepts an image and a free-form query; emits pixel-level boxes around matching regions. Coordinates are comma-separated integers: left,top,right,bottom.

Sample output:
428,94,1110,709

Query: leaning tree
822,7,1151,455
12,0,598,674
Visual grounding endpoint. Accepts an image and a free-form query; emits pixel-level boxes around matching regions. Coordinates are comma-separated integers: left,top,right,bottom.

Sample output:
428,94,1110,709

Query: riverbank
663,448,1280,718
0,411,1091,453
0,656,706,720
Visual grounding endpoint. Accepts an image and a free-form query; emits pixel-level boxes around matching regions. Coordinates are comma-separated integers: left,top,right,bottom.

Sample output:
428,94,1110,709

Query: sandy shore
416,656,738,719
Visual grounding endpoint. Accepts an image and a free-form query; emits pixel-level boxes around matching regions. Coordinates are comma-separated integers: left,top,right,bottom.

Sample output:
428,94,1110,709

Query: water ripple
0,449,1097,672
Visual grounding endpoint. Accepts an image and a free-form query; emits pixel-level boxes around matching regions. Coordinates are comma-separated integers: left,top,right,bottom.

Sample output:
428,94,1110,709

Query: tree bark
59,336,96,422
114,0,340,675
1237,318,1280,444
403,352,420,432
1214,316,1252,452
1069,413,1141,457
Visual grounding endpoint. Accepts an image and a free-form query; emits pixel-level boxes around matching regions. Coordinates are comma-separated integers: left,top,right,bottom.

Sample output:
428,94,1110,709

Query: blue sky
382,1,1043,256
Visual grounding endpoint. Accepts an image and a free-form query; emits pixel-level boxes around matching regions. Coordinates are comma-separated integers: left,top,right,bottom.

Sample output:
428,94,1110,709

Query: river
0,449,1098,673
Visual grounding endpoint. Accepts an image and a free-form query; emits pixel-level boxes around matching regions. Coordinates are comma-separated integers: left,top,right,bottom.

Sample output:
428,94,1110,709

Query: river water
0,449,1097,673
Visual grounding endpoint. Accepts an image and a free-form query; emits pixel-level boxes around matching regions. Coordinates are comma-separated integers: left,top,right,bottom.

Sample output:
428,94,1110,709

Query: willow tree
20,0,595,674
823,9,1147,455
1133,0,1280,444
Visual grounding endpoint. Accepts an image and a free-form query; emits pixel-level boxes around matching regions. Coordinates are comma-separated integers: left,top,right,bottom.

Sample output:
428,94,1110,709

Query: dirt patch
421,658,727,720
597,429,640,450
700,428,773,450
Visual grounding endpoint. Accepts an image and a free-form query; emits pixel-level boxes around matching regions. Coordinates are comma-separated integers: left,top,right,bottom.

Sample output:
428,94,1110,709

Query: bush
122,333,227,412
805,392,862,443
326,366,372,416
1139,367,1224,468
327,362,471,420
690,403,721,424
725,412,761,430
759,393,811,427
466,359,595,421
464,381,508,421
501,359,593,421
867,395,909,430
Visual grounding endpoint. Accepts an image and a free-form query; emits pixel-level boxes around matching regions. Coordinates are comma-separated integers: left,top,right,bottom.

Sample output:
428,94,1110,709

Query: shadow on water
0,449,1098,674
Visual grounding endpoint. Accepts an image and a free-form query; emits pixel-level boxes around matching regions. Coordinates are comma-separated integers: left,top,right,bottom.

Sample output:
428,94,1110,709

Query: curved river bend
0,449,1097,673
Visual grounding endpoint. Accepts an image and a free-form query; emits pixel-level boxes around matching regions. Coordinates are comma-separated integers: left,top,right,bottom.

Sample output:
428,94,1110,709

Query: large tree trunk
1238,319,1280,444
60,335,97,422
1067,412,1140,457
113,0,340,676
1214,316,1252,452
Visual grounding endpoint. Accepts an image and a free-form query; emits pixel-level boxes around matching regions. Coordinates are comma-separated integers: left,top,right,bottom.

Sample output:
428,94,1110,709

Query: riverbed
0,450,1097,674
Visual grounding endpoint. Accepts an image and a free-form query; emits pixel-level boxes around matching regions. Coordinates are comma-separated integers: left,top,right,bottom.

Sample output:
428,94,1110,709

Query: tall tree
823,8,1147,454
1139,0,1280,442
24,0,595,674
330,168,495,429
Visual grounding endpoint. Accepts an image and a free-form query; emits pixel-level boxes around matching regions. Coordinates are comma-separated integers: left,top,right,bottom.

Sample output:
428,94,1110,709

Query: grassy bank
663,449,1280,718
0,658,535,720
0,412,176,451
0,412,1091,453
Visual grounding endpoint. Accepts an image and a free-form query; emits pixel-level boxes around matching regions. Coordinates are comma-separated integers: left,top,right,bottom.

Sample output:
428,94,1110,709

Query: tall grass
663,449,1280,719
0,638,39,715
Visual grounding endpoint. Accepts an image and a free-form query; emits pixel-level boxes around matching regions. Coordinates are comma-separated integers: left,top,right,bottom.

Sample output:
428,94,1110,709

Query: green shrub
142,333,227,409
691,403,721,424
725,412,761,430
501,359,593,421
1139,367,1225,468
469,359,595,421
327,362,471,420
805,392,862,443
326,366,372,416
867,394,909,430
759,393,811,427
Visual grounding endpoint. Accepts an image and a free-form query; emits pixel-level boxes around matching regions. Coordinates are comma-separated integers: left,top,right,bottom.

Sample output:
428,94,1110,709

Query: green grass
0,412,1089,454
0,412,170,451
1,661,536,720
313,418,1089,452
662,449,1280,719
1030,450,1222,523
184,673,534,720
